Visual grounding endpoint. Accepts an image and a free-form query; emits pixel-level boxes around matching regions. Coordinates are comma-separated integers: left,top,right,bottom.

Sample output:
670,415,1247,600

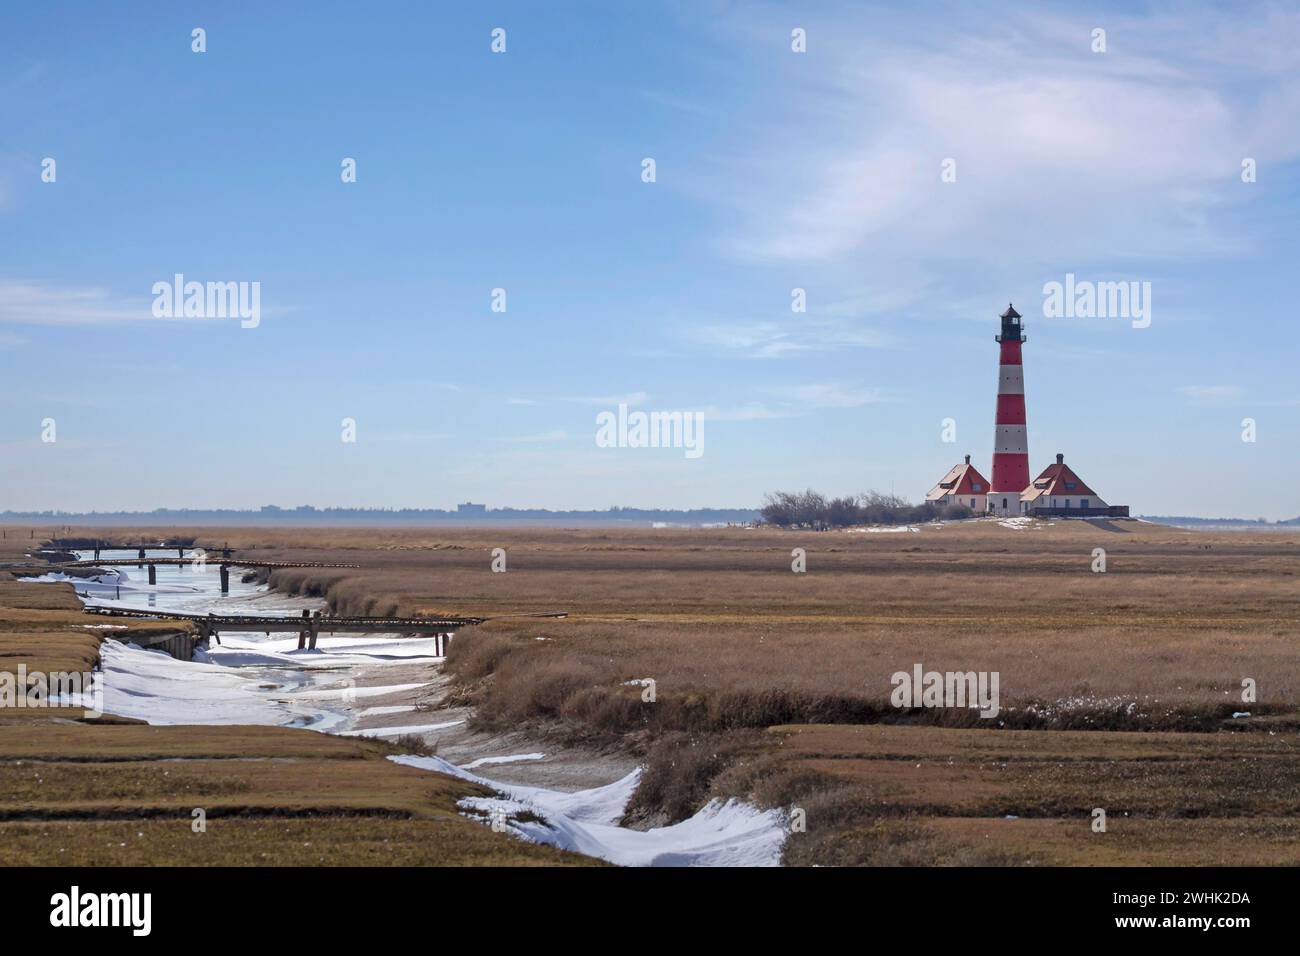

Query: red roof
927,460,991,501
1021,459,1096,502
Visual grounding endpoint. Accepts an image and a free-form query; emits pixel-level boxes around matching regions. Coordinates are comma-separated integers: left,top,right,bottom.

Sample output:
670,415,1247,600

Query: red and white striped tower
990,303,1029,514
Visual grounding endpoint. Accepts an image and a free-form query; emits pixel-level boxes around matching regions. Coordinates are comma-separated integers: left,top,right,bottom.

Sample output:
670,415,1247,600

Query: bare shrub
762,489,973,528
390,733,438,757
625,731,768,824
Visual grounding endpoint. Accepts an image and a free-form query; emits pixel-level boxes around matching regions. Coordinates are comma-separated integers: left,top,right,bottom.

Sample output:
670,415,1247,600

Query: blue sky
2,1,1298,517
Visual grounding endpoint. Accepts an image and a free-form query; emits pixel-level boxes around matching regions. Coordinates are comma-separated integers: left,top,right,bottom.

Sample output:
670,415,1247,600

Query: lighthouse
990,303,1029,515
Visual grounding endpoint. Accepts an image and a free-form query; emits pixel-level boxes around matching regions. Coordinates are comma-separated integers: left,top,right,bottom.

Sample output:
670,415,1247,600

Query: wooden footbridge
69,557,361,570
8,548,363,595
7,543,568,659
83,605,566,654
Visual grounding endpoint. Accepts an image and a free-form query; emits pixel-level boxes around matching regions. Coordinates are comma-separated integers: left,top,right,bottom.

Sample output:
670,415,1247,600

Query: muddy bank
341,666,639,792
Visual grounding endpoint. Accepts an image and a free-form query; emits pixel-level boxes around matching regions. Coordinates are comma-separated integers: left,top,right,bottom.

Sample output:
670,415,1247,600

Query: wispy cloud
686,318,894,358
560,391,649,406
699,3,1300,266
0,282,149,325
699,402,798,422
502,430,569,443
369,431,455,443
700,383,891,421
764,384,892,408
0,281,295,326
1177,385,1244,406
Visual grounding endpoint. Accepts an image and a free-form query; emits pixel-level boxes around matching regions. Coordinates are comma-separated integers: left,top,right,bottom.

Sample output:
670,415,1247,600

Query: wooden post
137,547,145,568
219,565,230,594
148,564,157,585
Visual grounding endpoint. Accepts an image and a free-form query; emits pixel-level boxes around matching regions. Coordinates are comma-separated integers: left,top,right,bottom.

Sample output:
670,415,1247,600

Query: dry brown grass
22,522,1300,733
0,722,595,866
0,578,192,678
0,818,588,866
0,568,593,867
751,724,1300,865
12,520,1300,866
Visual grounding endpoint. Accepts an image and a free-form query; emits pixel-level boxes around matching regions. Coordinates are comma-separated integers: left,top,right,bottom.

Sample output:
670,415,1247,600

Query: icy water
24,549,443,733
23,550,789,864
64,548,293,612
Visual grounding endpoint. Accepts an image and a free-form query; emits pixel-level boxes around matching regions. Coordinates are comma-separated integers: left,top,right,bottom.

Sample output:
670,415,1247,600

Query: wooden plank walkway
81,605,566,653
59,558,362,569
83,605,484,631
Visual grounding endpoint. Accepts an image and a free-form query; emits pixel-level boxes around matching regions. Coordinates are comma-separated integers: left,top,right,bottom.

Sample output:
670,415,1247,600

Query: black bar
0,866,1280,941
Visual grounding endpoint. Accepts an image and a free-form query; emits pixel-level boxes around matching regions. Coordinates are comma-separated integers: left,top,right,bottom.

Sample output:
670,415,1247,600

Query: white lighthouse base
986,492,1024,516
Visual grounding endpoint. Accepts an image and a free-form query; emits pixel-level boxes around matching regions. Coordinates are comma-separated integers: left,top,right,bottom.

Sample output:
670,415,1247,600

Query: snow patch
355,704,420,717
462,752,546,770
391,755,787,867
341,720,464,738
98,639,333,728
997,516,1035,530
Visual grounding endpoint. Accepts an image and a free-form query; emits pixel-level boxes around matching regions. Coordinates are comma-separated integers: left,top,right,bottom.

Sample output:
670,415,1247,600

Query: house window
970,499,975,508
1081,499,1089,509
1002,498,1008,509
1065,500,1071,508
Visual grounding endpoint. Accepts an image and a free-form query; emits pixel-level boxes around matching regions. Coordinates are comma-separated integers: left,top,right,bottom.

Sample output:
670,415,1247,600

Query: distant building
456,502,487,516
926,455,990,512
1021,454,1123,515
